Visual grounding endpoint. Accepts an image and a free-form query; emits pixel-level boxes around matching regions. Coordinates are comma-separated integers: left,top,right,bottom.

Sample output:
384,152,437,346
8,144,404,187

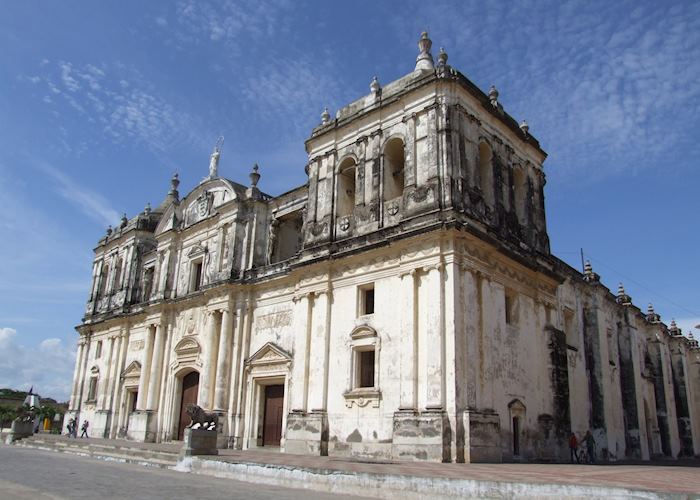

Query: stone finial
488,85,499,107
415,31,434,71
669,319,680,335
321,107,330,125
120,213,128,228
169,172,180,195
689,331,699,348
438,47,448,66
520,120,529,135
583,260,600,283
249,163,260,188
616,282,631,305
370,76,381,95
646,303,660,323
144,202,151,216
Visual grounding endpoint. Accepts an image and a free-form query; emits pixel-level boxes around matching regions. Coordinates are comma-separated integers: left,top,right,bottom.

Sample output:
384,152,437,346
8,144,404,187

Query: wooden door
262,385,284,446
178,371,200,440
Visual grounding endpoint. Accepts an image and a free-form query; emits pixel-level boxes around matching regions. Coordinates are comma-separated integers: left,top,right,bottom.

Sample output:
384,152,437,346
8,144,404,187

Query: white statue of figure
208,136,224,179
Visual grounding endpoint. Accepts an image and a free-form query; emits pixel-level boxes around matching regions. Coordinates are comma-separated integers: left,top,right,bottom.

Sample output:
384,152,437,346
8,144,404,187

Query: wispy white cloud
239,55,343,136
36,161,121,227
388,1,700,180
0,327,75,401
167,0,293,45
26,61,205,154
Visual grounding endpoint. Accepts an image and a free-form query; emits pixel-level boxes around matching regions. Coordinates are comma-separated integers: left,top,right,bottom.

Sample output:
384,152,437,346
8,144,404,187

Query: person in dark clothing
80,420,89,438
568,433,579,463
584,430,596,463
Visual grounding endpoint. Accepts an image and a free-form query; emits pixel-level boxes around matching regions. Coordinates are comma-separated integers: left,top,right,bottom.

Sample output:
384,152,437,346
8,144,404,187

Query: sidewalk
14,434,700,498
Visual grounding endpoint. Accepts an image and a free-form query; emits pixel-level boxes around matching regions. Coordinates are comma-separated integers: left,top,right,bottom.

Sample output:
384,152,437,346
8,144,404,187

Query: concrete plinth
181,428,219,457
126,410,157,442
92,410,111,439
392,409,449,462
284,411,328,456
462,410,502,463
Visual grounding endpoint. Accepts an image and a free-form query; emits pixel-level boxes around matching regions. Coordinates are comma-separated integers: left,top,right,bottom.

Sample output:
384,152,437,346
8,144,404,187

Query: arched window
508,399,526,457
114,257,123,290
98,263,110,298
337,158,356,218
383,138,405,201
513,167,527,225
478,142,494,206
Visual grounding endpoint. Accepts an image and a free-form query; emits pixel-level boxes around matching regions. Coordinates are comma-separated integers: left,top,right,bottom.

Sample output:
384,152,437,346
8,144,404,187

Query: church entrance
262,385,284,446
177,371,200,440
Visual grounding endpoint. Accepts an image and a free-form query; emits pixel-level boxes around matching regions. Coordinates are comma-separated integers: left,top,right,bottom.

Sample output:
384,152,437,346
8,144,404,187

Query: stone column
307,291,330,411
398,269,417,410
405,114,417,186
76,336,91,409
290,293,311,411
228,302,246,445
156,323,174,441
98,336,116,409
214,309,233,410
69,341,86,410
146,324,166,411
136,326,155,410
660,342,681,456
200,310,220,409
424,263,444,409
109,328,129,438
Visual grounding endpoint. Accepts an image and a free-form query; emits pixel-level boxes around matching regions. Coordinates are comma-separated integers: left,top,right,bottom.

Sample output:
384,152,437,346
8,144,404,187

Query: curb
180,456,691,500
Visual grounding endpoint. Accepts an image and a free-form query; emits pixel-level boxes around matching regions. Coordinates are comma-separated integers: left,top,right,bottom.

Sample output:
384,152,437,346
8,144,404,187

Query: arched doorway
177,371,200,440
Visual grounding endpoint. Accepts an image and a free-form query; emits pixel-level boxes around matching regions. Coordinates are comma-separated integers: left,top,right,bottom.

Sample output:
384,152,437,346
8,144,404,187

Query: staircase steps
14,435,179,468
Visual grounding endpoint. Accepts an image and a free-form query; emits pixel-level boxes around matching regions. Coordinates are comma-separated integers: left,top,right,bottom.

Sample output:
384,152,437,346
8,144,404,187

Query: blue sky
1,1,698,401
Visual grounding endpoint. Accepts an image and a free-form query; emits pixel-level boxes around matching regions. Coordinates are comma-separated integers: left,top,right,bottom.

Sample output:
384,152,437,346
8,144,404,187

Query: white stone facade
66,33,700,463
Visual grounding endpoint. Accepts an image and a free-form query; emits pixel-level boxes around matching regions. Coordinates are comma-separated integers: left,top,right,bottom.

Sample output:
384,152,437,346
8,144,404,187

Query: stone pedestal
284,411,328,455
180,428,219,457
126,410,157,442
5,420,33,444
392,410,449,462
462,410,502,463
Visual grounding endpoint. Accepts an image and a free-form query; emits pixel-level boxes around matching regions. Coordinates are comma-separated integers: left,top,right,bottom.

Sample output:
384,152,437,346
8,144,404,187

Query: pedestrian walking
584,430,596,464
66,418,75,438
568,432,579,463
80,420,89,438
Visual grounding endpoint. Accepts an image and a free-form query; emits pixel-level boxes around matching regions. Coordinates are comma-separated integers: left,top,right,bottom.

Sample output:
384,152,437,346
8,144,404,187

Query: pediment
187,244,206,258
174,336,201,357
122,360,142,378
350,325,377,340
246,342,292,368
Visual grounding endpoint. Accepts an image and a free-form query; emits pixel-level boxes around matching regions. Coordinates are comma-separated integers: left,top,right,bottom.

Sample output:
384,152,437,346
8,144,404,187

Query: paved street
0,446,367,500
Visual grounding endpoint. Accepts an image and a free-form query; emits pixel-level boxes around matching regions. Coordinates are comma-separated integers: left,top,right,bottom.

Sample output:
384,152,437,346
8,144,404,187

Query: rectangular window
358,349,375,388
358,284,375,316
191,260,203,292
87,378,98,401
95,341,102,359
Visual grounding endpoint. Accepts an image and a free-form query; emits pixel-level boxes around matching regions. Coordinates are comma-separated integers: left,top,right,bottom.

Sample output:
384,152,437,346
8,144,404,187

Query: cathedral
66,33,700,463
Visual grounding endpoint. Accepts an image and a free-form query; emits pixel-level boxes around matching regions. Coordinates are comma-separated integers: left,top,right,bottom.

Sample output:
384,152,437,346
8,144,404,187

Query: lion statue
185,404,218,431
